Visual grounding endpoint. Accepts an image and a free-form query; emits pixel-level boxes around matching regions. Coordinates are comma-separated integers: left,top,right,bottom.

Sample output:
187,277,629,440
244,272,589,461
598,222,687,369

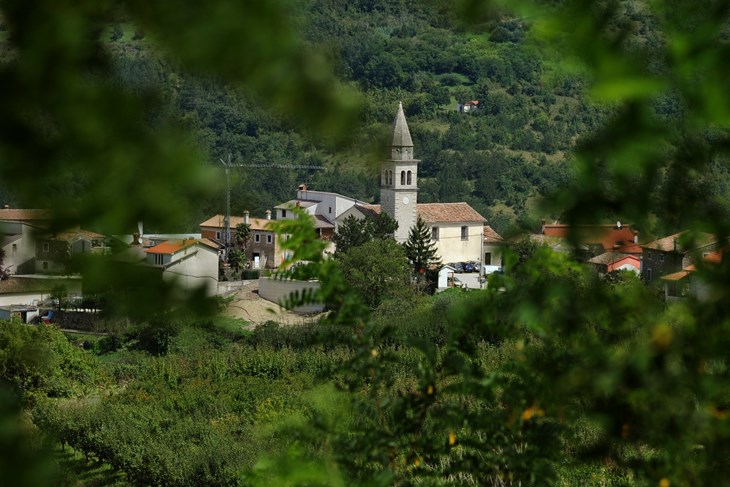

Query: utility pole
216,156,326,261
219,155,232,257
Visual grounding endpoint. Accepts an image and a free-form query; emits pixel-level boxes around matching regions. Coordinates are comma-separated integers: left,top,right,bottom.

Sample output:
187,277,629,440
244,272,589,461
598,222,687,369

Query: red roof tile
352,203,485,224
147,239,197,255
642,231,716,252
483,225,503,243
417,203,485,224
542,224,640,253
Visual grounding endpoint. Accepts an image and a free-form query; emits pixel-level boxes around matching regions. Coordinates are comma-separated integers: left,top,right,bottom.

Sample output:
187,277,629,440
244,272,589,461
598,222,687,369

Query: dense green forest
0,1,614,233
2,0,730,486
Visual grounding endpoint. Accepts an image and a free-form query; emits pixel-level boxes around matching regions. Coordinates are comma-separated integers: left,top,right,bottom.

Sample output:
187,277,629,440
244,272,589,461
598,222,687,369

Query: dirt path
222,281,323,329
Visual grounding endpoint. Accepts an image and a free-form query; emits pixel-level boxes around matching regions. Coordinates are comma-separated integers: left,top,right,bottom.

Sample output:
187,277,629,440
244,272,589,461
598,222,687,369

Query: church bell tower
381,102,419,242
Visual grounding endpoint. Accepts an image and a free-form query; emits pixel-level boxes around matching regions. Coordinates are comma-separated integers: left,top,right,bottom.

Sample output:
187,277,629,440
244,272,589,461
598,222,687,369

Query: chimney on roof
244,210,250,225
634,230,639,244
616,221,622,229
265,209,272,220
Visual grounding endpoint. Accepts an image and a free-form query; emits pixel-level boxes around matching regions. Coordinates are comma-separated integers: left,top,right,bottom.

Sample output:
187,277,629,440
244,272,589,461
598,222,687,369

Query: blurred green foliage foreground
2,0,730,486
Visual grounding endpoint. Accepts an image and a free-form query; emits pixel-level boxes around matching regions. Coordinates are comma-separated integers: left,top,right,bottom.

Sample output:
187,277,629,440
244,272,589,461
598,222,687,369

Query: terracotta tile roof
0,209,51,222
417,203,486,224
313,214,335,229
355,204,382,218
200,214,273,231
360,203,484,223
642,231,716,252
483,225,503,243
542,223,641,253
661,270,692,281
147,239,198,255
587,252,634,265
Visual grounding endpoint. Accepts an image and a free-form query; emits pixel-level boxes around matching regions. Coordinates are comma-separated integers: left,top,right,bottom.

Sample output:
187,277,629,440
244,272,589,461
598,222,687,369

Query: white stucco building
145,238,219,296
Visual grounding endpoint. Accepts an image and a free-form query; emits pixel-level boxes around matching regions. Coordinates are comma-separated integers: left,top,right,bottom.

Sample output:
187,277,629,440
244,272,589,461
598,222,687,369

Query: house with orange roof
146,238,219,295
540,221,641,255
200,210,285,269
660,250,722,302
641,231,717,283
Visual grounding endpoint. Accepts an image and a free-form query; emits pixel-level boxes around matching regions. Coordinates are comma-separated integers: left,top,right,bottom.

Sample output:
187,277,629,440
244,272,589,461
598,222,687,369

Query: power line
229,163,326,171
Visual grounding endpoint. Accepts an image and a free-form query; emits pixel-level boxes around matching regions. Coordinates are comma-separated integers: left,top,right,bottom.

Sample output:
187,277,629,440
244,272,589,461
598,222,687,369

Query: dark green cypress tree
403,216,441,274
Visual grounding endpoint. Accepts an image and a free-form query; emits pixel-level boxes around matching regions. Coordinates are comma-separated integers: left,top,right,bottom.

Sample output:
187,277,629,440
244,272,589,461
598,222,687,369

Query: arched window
401,171,405,185
407,171,412,185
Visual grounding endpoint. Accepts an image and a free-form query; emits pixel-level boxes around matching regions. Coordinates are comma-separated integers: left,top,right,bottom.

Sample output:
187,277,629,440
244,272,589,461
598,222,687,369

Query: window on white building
267,234,272,244
154,254,164,265
431,227,439,241
461,226,468,240
254,234,260,243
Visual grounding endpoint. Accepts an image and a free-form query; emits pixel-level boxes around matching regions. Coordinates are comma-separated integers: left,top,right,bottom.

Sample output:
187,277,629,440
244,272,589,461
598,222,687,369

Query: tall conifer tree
403,216,441,274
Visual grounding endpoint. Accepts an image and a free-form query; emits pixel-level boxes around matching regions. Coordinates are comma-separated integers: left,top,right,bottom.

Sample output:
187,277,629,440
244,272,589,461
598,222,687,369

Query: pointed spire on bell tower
391,101,413,160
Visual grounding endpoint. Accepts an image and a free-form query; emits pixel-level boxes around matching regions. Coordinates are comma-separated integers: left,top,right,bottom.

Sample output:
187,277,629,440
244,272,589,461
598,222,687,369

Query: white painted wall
0,222,37,274
162,245,219,296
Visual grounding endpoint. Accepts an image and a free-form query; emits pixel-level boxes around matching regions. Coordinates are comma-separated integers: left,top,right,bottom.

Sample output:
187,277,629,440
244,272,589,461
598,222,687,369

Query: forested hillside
66,1,611,233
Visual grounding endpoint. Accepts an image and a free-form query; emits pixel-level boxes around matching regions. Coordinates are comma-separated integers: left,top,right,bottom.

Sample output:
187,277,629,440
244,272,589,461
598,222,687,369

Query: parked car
463,262,475,273
451,262,465,273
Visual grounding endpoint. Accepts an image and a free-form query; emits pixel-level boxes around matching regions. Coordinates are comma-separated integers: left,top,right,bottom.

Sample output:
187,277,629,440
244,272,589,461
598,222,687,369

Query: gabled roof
417,203,486,224
355,204,382,218
200,214,273,232
146,239,198,255
483,225,503,243
642,231,715,252
392,102,413,147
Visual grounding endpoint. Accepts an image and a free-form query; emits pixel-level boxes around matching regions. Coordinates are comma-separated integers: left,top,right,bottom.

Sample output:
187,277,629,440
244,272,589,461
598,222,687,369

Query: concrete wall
258,276,323,314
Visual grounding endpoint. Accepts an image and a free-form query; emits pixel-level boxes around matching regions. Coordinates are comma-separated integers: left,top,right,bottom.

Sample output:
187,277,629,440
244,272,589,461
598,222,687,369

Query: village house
483,225,504,272
532,221,642,266
1,220,39,275
145,238,219,296
660,250,722,302
35,229,109,274
458,100,480,113
200,211,285,269
641,231,717,283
